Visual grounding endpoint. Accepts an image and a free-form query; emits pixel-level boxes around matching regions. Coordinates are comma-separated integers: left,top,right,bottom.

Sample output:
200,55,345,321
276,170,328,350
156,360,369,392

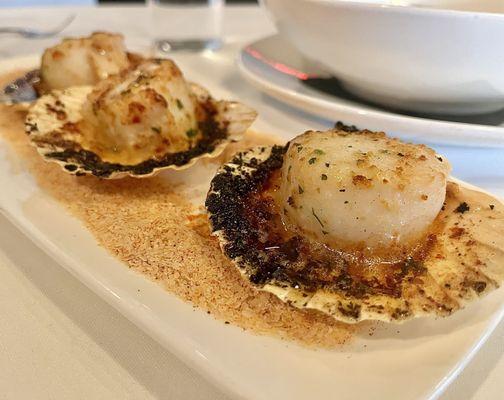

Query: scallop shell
25,83,257,178
205,145,504,324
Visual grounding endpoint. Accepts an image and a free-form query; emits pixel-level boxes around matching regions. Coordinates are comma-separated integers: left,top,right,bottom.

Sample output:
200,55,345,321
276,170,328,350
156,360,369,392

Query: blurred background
1,0,258,5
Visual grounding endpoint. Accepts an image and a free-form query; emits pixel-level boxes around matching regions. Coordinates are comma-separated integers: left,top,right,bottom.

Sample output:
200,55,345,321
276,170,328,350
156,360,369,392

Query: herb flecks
308,157,317,165
455,202,470,214
186,128,198,138
176,99,184,109
151,126,161,134
313,149,325,156
312,208,325,228
321,174,328,181
298,185,304,194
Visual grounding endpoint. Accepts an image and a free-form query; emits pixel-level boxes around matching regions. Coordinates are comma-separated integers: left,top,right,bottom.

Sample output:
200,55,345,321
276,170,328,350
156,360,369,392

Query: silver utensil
0,15,75,38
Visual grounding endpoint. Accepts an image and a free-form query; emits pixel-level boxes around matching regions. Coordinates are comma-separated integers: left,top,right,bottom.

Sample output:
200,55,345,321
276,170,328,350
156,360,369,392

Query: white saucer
238,35,504,148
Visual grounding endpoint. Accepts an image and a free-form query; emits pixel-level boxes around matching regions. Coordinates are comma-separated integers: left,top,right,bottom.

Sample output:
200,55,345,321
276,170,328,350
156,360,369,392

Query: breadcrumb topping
0,95,353,347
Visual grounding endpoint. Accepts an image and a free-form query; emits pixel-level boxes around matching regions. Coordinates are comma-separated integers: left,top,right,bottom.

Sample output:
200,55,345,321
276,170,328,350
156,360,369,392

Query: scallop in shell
38,32,132,93
25,59,257,178
206,128,504,324
3,32,142,104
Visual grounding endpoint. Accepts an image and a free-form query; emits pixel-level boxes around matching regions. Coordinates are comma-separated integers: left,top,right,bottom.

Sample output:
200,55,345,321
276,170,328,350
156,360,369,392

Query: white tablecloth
0,5,502,400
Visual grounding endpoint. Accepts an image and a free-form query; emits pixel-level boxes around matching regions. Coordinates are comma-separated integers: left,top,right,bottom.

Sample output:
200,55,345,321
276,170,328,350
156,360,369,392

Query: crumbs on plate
0,96,354,348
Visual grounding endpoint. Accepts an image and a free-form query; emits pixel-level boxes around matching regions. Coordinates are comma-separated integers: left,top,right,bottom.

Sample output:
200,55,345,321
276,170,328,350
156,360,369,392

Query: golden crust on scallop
205,130,504,324
25,59,257,178
279,129,451,251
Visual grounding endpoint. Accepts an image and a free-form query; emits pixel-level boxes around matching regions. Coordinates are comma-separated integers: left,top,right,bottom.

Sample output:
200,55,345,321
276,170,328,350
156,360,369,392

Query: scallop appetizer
25,59,257,178
38,32,138,93
3,32,141,104
206,127,504,324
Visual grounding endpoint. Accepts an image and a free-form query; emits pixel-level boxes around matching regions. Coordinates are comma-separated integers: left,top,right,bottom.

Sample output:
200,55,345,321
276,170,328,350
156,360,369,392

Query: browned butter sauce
246,169,443,299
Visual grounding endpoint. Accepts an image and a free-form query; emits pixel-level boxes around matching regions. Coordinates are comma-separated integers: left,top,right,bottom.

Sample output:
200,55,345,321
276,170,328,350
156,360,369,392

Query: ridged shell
205,145,504,324
25,83,257,179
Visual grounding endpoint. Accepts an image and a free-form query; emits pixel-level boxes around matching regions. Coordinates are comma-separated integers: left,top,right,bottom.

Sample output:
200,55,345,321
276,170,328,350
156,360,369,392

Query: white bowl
262,0,504,115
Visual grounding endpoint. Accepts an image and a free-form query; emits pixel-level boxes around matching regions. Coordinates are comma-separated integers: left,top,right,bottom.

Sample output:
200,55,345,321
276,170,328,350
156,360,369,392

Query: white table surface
0,5,502,400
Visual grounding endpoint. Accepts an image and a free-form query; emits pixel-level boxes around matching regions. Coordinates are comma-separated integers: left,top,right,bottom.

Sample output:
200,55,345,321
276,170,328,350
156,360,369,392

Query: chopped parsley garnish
151,126,161,134
313,149,325,155
298,185,304,194
308,157,317,164
176,99,184,109
321,174,328,180
311,208,324,228
186,128,198,138
455,202,470,214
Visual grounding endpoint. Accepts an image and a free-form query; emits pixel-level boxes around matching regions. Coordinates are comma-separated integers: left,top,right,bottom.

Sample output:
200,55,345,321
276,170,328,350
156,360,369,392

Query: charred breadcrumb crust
206,145,287,277
27,97,229,178
334,121,359,133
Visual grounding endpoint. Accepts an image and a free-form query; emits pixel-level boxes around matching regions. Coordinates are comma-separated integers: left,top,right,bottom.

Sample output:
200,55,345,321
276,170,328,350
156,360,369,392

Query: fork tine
33,14,75,38
0,14,75,38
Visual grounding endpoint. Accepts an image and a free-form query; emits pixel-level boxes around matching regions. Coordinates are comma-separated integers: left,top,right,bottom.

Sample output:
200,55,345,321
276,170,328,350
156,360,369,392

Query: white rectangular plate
0,49,503,400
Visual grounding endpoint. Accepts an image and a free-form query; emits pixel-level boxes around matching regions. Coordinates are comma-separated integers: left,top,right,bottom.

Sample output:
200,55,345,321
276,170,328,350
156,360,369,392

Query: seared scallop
26,59,257,178
280,130,451,255
2,32,143,104
206,127,504,324
80,59,202,164
39,32,132,93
